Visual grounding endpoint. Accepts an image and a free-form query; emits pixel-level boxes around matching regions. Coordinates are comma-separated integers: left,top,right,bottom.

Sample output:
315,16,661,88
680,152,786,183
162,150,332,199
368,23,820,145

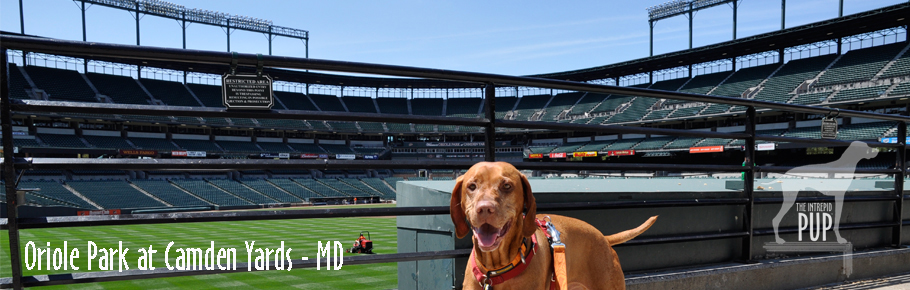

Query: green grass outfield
1,206,399,290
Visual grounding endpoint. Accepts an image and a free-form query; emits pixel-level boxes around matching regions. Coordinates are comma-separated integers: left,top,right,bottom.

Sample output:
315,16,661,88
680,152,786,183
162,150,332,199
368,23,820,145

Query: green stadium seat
239,179,304,203
139,78,202,106
170,179,253,206
131,180,209,207
66,180,166,209
341,96,378,113
85,73,151,104
309,94,346,111
816,43,905,86
24,66,97,102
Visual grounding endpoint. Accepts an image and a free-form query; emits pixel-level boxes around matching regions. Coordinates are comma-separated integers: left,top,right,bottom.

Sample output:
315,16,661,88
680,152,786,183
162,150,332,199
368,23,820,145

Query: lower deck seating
66,180,166,209
170,179,252,206
267,179,323,200
130,180,209,207
361,178,396,198
207,179,277,204
240,179,305,203
293,178,348,197
17,181,95,209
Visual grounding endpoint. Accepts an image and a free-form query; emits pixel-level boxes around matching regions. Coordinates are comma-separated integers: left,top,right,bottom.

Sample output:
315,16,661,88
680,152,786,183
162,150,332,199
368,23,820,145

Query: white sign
186,151,207,158
335,154,356,160
756,143,776,151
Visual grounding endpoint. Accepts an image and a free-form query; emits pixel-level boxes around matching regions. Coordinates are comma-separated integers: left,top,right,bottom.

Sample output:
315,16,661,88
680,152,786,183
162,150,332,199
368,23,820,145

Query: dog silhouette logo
763,141,879,277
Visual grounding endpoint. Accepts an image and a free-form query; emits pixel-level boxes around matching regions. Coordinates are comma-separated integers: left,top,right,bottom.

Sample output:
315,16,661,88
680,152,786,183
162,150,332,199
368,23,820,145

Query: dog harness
469,217,566,290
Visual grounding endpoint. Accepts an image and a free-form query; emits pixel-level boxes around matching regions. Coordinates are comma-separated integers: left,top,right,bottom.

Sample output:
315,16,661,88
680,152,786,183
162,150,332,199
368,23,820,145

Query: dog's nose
475,200,496,216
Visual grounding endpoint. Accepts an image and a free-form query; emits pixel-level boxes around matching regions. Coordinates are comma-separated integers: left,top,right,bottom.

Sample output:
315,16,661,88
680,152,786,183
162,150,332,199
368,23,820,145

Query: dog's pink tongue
475,224,499,247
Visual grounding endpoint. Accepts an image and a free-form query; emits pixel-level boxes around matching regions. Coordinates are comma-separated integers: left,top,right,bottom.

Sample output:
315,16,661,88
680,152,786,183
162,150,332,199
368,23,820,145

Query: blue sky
0,0,905,76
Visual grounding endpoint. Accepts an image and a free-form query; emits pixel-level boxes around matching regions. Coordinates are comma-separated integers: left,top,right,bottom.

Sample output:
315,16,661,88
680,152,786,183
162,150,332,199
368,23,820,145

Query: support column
19,0,26,64
81,0,88,73
484,83,496,162
649,21,655,57
226,19,231,52
134,1,140,46
688,3,694,49
741,106,756,261
2,48,25,290
732,0,738,40
895,121,906,247
839,0,843,17
781,0,786,30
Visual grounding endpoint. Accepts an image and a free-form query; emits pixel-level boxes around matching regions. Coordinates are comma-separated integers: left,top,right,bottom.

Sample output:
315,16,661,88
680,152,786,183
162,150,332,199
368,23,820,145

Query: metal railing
1,34,908,289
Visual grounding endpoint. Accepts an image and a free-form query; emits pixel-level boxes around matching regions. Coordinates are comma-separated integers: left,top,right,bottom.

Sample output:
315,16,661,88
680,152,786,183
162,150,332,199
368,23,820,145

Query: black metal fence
1,34,907,289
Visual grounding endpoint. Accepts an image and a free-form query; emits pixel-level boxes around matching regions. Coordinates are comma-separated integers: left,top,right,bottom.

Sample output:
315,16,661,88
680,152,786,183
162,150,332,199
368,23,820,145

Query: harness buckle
543,216,565,248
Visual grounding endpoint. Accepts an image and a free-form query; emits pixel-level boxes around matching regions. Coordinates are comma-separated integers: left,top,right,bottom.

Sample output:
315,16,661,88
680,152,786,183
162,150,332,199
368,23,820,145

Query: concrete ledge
626,247,910,290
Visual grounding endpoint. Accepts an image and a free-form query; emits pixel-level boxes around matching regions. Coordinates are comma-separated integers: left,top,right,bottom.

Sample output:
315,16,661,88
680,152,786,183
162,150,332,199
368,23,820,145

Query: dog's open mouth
473,220,511,251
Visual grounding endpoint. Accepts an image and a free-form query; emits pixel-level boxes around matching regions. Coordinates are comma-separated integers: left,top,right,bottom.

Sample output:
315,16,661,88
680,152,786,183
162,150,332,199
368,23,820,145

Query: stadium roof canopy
3,2,906,88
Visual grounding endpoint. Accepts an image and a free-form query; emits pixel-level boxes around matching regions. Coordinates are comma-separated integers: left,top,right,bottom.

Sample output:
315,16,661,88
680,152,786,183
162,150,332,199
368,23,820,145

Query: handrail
2,34,909,123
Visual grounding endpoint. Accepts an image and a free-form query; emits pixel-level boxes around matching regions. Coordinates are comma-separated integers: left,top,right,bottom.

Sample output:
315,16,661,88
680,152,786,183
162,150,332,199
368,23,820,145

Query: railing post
2,48,25,290
484,83,496,162
895,121,905,247
742,106,756,261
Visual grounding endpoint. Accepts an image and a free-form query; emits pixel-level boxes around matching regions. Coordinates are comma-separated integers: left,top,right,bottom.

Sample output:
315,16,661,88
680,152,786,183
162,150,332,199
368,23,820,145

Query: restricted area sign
821,117,838,139
222,74,274,110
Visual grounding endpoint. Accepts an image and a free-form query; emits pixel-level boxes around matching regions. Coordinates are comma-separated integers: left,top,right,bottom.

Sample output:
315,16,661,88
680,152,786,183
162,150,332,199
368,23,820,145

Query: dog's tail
604,216,658,245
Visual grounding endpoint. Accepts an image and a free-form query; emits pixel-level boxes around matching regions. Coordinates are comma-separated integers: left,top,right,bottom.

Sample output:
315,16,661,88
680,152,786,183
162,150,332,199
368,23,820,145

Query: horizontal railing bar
0,249,471,288
754,135,905,148
2,35,909,123
537,198,749,211
754,195,900,204
6,158,754,172
753,221,899,236
754,166,899,174
10,100,490,126
1,206,450,229
8,101,908,145
0,198,748,229
617,231,749,246
494,120,751,139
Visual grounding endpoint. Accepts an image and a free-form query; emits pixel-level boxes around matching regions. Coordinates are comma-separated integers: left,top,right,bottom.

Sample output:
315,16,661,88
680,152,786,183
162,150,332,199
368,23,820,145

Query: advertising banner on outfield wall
301,153,320,159
756,143,776,151
77,209,121,216
187,151,207,157
171,151,187,157
689,146,724,153
318,154,329,159
605,150,635,157
549,152,566,158
572,151,597,158
336,154,356,160
364,155,379,160
528,153,544,159
120,149,158,156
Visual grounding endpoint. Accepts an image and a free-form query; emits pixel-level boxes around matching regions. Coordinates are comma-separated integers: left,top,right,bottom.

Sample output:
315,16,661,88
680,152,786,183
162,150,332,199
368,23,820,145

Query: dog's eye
467,184,477,191
502,183,512,190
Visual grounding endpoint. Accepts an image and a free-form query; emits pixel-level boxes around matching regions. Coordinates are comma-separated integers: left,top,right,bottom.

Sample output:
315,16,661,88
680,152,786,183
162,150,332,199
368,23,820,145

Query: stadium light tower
647,0,737,56
72,0,308,57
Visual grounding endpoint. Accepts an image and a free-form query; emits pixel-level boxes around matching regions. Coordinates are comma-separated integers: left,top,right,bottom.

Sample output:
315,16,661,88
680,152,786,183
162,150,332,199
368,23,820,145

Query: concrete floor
803,272,910,290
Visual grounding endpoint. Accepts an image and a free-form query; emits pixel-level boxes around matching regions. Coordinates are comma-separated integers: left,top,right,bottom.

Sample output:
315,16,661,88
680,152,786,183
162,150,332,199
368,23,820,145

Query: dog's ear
520,173,538,237
450,176,470,239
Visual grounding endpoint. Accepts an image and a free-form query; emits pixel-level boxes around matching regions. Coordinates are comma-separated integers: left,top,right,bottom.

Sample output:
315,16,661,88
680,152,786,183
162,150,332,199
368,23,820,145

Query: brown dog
451,162,657,290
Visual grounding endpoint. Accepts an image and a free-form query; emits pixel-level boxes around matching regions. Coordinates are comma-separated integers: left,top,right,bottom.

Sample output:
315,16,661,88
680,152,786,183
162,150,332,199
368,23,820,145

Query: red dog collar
469,233,537,287
469,221,561,289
